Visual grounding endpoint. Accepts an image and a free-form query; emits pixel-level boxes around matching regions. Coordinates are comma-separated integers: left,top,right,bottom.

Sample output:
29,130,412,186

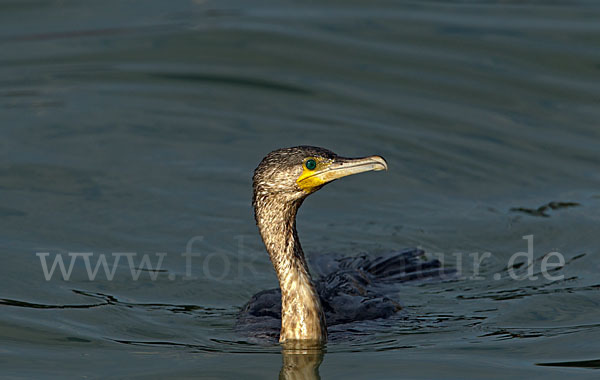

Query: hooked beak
316,155,388,183
297,155,388,193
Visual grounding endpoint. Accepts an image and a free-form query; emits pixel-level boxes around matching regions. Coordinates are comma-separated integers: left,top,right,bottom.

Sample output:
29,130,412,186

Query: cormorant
238,146,445,343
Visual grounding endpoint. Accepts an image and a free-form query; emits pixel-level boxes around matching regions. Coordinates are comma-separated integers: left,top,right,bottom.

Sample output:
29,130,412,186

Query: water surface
1,0,599,378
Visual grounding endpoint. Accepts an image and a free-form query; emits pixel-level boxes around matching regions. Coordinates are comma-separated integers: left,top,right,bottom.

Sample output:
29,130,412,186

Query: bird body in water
238,146,446,344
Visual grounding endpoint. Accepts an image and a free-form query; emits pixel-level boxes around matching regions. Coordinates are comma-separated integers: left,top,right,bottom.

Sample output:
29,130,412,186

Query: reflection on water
280,342,324,380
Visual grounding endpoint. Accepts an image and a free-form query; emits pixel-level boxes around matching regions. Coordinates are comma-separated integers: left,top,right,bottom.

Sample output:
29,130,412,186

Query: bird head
253,146,388,204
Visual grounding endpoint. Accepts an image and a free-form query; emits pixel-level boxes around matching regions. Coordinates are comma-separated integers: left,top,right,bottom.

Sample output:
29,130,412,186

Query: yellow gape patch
296,157,331,193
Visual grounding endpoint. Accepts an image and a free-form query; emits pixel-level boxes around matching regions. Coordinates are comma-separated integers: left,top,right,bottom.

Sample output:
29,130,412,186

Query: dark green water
1,0,599,378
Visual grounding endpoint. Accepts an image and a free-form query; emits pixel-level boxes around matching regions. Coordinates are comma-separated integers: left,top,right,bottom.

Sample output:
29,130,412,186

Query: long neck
254,195,327,343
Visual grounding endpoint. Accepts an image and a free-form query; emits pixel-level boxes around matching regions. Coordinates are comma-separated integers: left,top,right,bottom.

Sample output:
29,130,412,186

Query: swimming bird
238,146,445,343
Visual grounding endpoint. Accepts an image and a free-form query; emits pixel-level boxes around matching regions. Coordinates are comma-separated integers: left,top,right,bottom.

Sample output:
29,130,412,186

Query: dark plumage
238,146,448,343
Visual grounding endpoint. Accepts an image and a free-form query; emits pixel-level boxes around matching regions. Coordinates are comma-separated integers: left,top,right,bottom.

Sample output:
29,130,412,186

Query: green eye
305,159,317,170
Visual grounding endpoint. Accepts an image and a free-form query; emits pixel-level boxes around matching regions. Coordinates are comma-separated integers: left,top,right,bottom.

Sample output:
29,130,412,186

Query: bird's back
237,248,452,340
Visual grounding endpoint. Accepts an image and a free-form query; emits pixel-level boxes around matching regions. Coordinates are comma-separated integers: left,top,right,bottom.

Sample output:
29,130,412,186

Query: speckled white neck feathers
253,194,327,343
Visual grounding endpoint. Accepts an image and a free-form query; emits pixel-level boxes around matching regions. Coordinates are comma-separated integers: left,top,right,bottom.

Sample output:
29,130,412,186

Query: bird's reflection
279,341,325,380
